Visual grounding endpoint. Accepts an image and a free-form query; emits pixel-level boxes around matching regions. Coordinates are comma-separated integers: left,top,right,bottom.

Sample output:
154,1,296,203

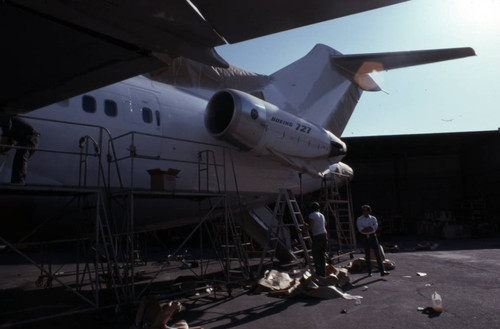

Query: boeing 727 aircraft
0,43,475,242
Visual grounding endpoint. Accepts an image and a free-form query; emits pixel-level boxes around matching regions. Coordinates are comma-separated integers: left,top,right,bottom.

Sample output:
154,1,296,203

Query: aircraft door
127,89,163,181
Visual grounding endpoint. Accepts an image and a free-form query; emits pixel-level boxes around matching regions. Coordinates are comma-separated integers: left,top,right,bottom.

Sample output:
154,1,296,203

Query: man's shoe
10,181,25,186
381,271,390,277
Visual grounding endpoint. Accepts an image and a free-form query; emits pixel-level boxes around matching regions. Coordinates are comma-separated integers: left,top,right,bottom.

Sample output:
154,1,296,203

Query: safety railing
108,130,231,193
0,115,123,189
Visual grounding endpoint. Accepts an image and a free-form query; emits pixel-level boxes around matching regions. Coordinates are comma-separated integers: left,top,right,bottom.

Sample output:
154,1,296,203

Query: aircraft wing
0,0,408,115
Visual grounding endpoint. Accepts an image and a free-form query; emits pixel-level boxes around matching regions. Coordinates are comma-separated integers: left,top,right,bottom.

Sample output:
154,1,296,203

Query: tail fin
266,44,475,136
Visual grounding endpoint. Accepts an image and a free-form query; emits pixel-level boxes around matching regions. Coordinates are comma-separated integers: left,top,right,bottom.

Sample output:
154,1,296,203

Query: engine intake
205,89,267,150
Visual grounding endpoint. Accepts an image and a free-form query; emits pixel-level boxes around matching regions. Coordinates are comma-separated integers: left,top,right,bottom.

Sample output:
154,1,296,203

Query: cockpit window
82,95,96,113
104,100,118,117
142,107,153,123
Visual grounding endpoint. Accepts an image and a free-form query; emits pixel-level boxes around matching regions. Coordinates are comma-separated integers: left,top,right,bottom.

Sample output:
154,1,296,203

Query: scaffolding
0,117,124,326
105,131,250,303
0,118,250,326
0,116,359,326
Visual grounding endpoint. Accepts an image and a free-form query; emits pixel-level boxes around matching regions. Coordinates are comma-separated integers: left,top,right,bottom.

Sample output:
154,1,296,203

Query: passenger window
142,107,153,123
155,110,161,127
104,100,118,117
82,95,96,113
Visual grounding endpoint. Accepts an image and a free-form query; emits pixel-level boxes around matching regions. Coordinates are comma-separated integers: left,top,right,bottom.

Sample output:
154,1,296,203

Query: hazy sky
215,0,500,137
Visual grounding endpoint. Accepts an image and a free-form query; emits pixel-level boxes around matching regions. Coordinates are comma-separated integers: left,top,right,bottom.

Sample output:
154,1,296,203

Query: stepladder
258,188,314,276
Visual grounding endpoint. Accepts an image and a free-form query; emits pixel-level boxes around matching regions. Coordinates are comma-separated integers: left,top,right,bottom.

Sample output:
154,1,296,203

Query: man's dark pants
312,233,327,277
12,134,39,183
363,234,385,274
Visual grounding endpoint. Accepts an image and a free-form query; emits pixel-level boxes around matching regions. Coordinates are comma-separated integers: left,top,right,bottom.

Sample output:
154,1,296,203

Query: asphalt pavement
1,238,500,328
180,241,500,329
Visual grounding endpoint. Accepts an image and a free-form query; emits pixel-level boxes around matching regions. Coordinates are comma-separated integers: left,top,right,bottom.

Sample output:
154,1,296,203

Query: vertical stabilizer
266,44,362,137
266,44,475,136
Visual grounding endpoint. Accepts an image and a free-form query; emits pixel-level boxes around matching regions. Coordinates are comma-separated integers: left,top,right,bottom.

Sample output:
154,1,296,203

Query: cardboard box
147,168,180,191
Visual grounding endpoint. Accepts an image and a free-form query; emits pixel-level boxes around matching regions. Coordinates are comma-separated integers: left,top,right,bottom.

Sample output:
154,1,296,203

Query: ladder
258,189,313,274
221,205,251,282
321,173,356,253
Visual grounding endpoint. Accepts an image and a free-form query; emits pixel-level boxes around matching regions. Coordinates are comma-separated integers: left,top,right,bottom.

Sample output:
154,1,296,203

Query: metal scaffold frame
105,130,250,303
0,117,125,326
0,116,250,326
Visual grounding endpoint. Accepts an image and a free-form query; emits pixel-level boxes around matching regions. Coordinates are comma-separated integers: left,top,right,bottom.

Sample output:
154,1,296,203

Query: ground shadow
184,297,299,329
421,307,442,318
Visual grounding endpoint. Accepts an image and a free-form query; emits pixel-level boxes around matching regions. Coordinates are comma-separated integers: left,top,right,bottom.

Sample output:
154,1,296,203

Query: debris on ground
416,272,427,277
255,268,362,300
133,296,202,329
414,241,439,251
344,245,396,273
382,244,400,253
345,258,396,273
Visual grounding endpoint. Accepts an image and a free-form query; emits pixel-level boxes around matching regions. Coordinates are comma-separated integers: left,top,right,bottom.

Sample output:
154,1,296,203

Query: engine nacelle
205,89,346,161
205,89,267,150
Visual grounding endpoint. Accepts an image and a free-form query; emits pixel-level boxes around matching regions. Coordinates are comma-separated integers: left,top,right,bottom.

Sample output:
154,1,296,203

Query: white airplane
0,43,475,242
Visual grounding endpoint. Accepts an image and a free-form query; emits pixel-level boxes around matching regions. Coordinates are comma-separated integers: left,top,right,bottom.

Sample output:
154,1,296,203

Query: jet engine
205,89,346,161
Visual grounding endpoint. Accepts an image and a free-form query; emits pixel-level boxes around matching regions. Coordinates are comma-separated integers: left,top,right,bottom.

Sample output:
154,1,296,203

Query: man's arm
298,216,313,234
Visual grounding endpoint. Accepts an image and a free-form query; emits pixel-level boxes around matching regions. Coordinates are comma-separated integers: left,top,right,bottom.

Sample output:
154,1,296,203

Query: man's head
361,205,372,216
310,202,320,212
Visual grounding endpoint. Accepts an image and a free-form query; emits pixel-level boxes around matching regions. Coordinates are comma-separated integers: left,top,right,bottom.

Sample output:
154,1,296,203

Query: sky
215,0,500,137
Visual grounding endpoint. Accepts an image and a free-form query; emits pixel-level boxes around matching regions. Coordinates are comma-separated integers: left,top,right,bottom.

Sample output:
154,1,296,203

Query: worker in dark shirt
0,116,40,185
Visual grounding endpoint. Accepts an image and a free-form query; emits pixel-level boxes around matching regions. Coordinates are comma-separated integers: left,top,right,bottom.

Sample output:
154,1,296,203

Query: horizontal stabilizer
333,47,476,76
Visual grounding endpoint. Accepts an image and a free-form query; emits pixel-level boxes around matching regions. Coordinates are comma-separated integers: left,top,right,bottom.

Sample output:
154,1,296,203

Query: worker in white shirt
356,205,389,277
304,202,328,277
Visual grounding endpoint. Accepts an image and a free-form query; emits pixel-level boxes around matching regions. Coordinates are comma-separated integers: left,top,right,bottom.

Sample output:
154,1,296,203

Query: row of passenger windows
81,95,160,126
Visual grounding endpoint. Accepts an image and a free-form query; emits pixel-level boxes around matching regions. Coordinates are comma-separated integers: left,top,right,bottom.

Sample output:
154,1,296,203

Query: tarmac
1,237,500,328
178,239,500,329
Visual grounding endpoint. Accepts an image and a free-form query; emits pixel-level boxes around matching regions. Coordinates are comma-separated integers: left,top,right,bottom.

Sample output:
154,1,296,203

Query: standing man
356,205,389,277
306,202,328,277
0,116,40,185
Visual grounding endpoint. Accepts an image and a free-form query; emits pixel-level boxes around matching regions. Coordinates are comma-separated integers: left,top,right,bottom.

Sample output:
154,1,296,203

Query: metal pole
94,194,101,307
130,132,136,302
224,197,230,282
298,172,303,211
